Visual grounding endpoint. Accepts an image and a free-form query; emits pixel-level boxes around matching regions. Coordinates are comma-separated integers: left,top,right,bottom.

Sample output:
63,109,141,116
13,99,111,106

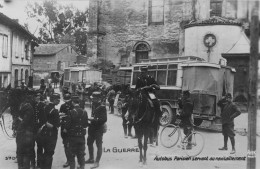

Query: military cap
63,93,71,101
225,93,232,99
91,91,102,98
140,66,148,71
183,90,190,96
50,93,61,101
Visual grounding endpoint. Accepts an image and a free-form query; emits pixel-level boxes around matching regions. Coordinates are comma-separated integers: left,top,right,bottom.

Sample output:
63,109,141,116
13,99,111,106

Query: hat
140,66,148,72
91,91,102,98
225,93,232,99
50,93,61,101
63,94,71,101
183,90,190,96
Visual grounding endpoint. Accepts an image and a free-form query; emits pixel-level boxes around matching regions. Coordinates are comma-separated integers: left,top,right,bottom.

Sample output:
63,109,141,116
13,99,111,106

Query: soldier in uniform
135,66,162,144
38,93,60,169
217,93,241,154
16,92,35,169
107,87,116,114
32,93,46,169
65,96,88,169
177,90,194,149
59,94,73,168
86,92,107,169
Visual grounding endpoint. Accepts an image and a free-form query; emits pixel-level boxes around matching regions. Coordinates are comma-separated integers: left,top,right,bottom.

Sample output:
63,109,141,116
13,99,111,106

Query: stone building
0,12,38,88
33,44,79,85
87,0,252,67
88,0,254,104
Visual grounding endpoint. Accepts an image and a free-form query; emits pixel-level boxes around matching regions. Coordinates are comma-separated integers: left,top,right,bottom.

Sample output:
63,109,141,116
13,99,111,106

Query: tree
26,0,88,54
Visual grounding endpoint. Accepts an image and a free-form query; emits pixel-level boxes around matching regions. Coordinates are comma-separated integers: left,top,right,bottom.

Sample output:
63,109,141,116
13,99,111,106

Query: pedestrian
217,93,241,154
45,84,54,101
65,96,88,169
86,92,107,169
32,93,46,169
107,86,116,114
38,93,60,169
16,92,35,169
177,90,194,150
59,93,73,168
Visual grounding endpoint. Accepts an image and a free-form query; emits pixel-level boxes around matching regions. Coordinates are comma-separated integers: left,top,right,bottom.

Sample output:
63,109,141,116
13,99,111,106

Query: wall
184,25,243,64
0,23,11,73
33,46,78,72
88,0,188,66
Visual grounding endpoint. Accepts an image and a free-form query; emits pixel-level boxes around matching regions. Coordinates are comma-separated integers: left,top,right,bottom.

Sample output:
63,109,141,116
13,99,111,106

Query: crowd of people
0,66,243,169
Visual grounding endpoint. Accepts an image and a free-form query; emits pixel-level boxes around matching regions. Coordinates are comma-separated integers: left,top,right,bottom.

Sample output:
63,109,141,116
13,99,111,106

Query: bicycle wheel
184,132,204,157
1,110,15,139
160,124,180,148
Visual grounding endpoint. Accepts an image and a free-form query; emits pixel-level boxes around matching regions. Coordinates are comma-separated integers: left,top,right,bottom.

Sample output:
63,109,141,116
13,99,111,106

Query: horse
128,86,160,165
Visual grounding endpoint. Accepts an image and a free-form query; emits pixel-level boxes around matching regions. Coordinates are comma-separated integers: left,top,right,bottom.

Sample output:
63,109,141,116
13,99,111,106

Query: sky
0,0,89,34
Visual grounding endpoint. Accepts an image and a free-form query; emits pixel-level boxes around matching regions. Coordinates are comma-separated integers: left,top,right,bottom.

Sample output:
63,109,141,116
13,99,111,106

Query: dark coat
135,75,157,93
178,98,193,126
88,104,107,133
65,105,88,137
18,102,35,132
217,99,241,124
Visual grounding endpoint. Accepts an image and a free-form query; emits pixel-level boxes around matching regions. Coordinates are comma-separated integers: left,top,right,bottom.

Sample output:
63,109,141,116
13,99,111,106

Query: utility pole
247,1,258,169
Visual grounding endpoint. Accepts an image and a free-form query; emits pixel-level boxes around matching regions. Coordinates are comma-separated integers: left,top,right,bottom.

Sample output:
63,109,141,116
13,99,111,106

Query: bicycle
160,118,205,157
0,107,15,139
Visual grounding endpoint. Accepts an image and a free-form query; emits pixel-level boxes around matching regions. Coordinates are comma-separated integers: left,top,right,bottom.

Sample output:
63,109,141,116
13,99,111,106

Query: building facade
87,0,251,67
0,12,38,88
33,44,79,85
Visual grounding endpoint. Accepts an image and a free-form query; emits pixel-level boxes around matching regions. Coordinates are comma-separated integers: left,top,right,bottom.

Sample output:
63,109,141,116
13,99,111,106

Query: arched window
133,42,151,63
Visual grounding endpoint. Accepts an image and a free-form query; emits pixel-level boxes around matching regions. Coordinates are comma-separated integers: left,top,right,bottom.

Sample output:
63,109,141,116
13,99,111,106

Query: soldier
135,66,162,145
86,92,107,169
32,93,46,169
217,93,241,154
16,92,35,169
38,93,60,169
177,90,194,150
65,96,88,169
106,87,116,114
59,93,73,168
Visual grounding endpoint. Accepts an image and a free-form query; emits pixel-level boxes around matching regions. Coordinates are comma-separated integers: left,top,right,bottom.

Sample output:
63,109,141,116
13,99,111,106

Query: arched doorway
133,41,151,63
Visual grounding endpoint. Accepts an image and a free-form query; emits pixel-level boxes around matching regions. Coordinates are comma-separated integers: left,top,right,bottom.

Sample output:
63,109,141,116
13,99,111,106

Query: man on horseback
135,66,162,140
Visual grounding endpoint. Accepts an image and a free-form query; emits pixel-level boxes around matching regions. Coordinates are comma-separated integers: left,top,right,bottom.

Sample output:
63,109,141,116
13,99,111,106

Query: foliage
89,58,115,73
25,0,88,54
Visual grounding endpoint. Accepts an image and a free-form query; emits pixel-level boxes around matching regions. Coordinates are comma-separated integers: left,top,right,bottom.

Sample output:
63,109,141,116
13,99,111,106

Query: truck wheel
193,118,203,126
159,105,175,126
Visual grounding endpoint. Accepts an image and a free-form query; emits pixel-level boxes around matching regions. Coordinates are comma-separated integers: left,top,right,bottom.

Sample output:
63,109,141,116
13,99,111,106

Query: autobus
131,56,235,130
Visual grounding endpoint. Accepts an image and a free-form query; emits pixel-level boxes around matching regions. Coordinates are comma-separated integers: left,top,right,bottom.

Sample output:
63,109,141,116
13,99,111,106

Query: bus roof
118,66,133,70
181,62,236,72
136,56,204,65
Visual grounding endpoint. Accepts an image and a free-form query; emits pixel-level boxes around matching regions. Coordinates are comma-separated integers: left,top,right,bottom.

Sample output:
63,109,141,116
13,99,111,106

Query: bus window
148,65,157,70
134,66,140,71
168,64,177,69
158,65,167,69
64,69,70,81
167,70,177,86
157,70,167,85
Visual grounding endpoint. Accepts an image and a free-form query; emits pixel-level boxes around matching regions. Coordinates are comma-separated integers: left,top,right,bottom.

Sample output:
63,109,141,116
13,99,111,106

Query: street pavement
0,88,259,169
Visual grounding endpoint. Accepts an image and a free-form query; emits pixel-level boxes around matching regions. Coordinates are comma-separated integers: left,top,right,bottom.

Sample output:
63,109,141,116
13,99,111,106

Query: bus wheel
193,118,203,126
159,105,174,126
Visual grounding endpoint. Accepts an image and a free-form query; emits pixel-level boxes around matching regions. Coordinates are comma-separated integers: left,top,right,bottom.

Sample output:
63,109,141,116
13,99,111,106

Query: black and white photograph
0,0,259,168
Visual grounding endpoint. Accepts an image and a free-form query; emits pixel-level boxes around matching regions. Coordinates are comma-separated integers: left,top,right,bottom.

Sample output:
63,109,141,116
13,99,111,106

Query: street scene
0,0,260,169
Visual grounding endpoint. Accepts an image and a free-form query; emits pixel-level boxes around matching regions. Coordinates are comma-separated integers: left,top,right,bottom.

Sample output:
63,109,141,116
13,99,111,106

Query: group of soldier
1,79,108,169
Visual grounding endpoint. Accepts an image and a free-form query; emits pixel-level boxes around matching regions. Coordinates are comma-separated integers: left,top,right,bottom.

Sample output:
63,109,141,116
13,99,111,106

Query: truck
130,56,235,130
